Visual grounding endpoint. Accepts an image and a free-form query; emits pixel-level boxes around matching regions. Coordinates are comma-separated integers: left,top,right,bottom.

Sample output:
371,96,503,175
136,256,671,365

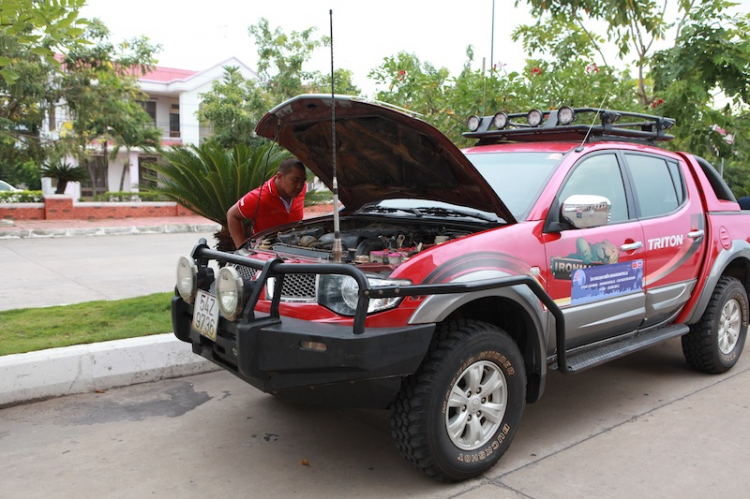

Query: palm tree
40,159,90,194
144,141,289,251
111,109,162,193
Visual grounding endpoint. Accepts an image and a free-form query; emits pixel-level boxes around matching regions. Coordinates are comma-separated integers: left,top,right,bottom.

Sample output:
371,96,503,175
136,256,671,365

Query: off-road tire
390,319,526,482
682,276,748,373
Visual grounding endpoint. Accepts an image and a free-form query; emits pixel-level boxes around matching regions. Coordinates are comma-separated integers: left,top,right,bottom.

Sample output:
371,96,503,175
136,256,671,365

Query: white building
42,57,258,198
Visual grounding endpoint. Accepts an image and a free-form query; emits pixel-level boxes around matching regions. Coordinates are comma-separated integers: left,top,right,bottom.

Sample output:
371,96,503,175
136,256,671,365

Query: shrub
0,190,44,203
94,191,171,202
304,189,333,206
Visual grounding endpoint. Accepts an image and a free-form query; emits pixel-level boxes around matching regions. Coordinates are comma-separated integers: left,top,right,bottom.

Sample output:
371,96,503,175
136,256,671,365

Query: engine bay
253,218,480,265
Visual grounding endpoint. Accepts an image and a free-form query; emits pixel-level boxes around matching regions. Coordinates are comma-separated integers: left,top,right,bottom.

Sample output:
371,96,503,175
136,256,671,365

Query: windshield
466,151,564,219
360,151,564,221
359,199,504,223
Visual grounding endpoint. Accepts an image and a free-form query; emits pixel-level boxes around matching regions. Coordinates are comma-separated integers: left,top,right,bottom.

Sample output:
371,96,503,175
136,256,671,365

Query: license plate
192,290,219,341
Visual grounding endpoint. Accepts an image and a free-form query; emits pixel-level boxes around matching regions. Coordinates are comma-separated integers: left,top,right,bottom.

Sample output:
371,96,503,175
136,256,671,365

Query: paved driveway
0,231,215,310
1,337,749,498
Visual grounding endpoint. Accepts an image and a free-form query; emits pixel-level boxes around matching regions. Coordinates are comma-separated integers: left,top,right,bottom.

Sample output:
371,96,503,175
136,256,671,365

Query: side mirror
561,195,611,229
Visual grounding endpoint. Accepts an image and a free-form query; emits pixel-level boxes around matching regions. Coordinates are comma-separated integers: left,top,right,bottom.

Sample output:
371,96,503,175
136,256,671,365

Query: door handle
620,241,643,251
688,230,705,239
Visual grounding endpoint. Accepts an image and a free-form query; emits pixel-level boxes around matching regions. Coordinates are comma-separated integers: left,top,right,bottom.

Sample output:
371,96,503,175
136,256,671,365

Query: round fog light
493,111,509,129
527,108,544,127
176,256,197,302
216,266,244,320
467,115,482,132
558,106,575,125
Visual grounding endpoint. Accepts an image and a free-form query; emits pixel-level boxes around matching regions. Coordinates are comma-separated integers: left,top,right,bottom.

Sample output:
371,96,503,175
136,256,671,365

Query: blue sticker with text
571,260,643,305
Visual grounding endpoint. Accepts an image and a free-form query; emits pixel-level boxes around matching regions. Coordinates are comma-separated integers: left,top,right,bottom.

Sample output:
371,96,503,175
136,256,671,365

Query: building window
140,101,157,123
169,113,180,138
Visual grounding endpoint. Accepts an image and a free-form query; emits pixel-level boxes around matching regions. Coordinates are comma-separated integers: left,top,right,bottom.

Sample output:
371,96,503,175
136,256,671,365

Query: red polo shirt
237,178,306,235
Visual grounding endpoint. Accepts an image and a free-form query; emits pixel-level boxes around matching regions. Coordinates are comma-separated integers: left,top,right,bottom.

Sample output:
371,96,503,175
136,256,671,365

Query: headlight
176,256,197,302
317,274,411,316
216,266,244,320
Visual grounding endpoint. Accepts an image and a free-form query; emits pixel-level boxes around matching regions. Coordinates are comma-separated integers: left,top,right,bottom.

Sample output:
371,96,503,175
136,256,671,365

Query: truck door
623,153,707,327
544,152,647,349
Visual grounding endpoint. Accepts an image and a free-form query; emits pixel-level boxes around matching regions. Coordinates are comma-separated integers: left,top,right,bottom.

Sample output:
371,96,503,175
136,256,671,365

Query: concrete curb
0,334,220,408
0,223,220,239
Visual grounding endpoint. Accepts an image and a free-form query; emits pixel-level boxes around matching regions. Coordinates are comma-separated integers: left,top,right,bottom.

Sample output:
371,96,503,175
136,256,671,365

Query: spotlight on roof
467,115,482,132
558,106,575,125
492,111,509,129
527,109,544,127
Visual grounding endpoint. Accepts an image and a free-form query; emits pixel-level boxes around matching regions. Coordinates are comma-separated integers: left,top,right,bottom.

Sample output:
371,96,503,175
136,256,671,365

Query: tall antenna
329,9,343,263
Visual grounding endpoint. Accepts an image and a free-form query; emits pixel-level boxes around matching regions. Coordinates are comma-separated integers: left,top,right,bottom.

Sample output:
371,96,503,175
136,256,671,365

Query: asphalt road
0,231,216,310
2,337,749,498
2,232,750,497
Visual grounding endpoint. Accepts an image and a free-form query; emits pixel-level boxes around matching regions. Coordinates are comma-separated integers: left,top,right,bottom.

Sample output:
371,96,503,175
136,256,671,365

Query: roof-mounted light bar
462,107,676,144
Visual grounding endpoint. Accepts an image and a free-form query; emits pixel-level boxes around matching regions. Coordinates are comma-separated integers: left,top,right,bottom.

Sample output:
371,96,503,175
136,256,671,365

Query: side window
558,154,629,223
626,154,684,218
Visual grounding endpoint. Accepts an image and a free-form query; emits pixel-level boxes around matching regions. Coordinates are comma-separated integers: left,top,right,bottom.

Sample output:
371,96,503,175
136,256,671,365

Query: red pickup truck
172,96,750,482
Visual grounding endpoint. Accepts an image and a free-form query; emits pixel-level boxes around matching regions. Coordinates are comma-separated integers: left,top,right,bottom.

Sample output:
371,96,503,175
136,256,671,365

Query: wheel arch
685,241,750,324
408,279,549,404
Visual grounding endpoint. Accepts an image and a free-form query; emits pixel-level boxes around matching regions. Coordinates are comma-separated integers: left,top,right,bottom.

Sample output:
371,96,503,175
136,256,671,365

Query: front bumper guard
175,239,570,380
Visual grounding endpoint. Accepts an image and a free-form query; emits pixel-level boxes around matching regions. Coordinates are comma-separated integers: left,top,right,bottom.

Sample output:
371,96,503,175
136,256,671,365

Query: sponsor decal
571,260,644,305
551,237,619,280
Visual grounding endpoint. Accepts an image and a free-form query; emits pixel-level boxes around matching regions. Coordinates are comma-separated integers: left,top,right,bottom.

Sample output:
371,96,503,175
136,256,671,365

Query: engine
255,220,474,265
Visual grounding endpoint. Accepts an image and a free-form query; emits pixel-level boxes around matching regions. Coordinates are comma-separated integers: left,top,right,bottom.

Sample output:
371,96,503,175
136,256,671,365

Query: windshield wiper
359,205,424,217
412,207,500,223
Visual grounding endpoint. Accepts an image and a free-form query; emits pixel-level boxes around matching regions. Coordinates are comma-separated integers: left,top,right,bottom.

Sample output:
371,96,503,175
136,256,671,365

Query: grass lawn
0,292,174,356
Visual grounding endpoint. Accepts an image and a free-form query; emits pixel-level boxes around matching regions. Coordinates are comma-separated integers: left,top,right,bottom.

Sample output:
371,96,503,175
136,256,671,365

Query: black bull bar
190,239,570,373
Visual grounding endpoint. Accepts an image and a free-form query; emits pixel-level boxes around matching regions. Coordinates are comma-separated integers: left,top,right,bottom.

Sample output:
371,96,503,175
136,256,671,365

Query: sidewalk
0,203,332,238
0,215,221,239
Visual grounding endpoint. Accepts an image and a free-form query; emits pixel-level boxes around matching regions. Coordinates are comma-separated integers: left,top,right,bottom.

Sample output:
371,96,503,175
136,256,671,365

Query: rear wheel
390,320,526,482
682,276,748,373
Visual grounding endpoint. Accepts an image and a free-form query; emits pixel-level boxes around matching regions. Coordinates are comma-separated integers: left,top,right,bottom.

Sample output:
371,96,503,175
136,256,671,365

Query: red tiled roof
139,66,199,83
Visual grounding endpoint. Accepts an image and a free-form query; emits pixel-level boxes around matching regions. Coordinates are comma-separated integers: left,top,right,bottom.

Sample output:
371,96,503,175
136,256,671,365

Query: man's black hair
278,157,305,175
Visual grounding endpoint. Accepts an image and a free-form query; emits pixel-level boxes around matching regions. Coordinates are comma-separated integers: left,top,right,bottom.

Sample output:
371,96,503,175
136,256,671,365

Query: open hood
255,95,516,223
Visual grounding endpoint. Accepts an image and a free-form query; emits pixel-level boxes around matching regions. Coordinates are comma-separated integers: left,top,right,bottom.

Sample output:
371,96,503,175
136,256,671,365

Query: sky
80,0,750,98
79,0,536,96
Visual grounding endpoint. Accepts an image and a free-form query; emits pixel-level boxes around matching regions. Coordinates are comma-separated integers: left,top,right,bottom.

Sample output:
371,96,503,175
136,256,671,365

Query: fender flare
407,270,550,401
683,240,750,324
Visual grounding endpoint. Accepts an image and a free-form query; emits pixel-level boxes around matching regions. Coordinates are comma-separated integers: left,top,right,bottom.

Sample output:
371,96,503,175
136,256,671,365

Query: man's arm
227,202,250,249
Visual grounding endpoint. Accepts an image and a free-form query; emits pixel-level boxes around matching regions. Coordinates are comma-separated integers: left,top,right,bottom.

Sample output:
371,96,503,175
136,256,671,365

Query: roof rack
463,107,675,145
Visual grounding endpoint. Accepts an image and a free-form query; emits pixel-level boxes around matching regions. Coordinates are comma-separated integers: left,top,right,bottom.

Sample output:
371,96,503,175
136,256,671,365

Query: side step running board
552,324,690,373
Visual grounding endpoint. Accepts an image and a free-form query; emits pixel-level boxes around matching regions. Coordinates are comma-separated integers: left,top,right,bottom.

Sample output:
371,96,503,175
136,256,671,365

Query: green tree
309,68,361,95
198,19,355,149
197,66,267,148
249,17,329,100
0,29,53,187
0,0,87,84
144,142,289,251
54,19,161,197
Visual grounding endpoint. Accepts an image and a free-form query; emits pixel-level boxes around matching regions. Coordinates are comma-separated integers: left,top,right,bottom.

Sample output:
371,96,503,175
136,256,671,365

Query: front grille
275,273,316,302
233,264,316,302
233,264,257,279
